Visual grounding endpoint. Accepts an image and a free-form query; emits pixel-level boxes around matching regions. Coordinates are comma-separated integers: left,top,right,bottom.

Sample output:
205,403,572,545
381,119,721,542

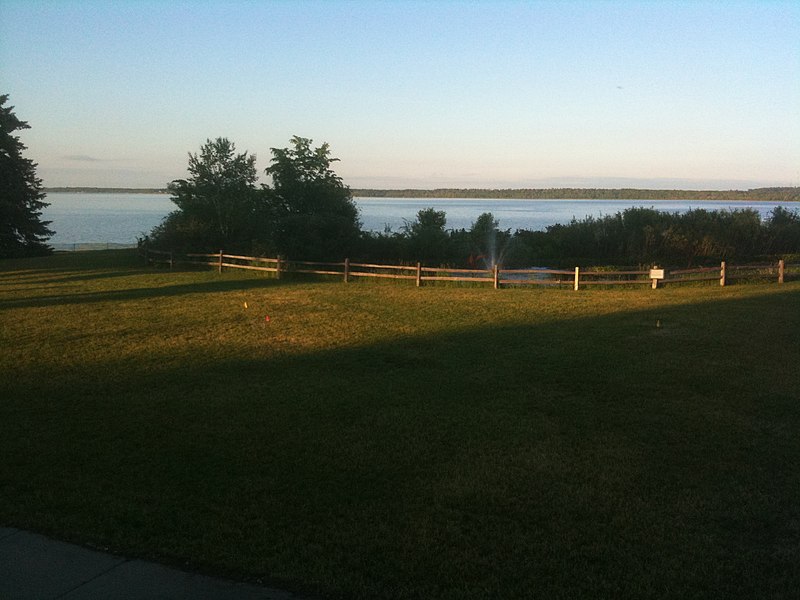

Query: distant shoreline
44,186,800,202
45,187,169,194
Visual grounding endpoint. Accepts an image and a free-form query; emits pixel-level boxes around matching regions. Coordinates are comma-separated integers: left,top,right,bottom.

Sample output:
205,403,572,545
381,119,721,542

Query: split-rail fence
142,248,796,290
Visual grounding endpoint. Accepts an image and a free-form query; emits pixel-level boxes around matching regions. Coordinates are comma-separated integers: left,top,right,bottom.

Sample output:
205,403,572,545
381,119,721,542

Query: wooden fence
142,248,796,290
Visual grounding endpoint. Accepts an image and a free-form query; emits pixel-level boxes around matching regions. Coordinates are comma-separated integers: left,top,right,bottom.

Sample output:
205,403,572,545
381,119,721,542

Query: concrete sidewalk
0,527,310,599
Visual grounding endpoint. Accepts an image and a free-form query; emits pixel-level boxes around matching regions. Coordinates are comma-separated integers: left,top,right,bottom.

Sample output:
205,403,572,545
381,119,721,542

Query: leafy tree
765,206,800,256
468,212,516,268
721,209,762,260
0,94,52,257
265,136,360,260
151,137,263,251
617,207,673,264
469,212,499,246
403,207,450,264
405,207,447,236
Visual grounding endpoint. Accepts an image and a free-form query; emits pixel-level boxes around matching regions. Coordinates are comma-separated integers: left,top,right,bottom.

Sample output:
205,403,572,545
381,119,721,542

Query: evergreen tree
0,94,52,257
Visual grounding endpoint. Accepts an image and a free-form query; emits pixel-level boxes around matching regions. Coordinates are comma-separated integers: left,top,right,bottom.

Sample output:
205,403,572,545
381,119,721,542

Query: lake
42,192,795,250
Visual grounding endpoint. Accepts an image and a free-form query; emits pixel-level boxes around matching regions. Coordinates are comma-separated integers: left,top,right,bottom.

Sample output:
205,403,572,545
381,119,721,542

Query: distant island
44,186,799,202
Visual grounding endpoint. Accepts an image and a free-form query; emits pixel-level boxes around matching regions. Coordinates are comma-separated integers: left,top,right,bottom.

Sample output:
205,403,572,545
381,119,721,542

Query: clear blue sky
2,0,798,189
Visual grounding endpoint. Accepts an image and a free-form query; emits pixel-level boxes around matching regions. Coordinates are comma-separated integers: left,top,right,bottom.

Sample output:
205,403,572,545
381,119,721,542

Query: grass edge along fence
142,248,795,290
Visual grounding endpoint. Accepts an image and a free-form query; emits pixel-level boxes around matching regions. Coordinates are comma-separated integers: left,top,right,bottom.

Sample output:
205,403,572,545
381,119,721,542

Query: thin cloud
62,154,105,162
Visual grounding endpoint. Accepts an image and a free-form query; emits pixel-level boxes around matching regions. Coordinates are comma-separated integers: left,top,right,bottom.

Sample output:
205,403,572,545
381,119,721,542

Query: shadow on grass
0,249,143,272
2,287,799,600
0,249,347,309
0,277,291,310
0,270,165,290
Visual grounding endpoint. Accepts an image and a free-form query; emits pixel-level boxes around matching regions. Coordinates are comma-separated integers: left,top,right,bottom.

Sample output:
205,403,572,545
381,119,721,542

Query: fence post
416,262,422,287
169,251,174,270
574,267,580,291
143,247,149,266
218,250,223,274
778,259,784,284
720,261,726,287
493,264,500,289
276,256,282,280
344,258,350,283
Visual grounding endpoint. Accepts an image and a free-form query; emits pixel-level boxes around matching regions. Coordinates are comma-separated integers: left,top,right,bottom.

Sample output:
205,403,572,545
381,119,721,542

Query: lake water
43,193,173,249
42,192,795,249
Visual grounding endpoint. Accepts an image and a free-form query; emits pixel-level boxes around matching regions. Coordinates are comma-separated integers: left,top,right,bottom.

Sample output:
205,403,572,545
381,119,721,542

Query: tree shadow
0,275,297,310
2,287,799,599
10,269,156,285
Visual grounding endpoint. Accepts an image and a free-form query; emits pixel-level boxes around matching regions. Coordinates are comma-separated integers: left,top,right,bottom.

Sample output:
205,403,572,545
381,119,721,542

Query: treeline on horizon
45,186,800,202
353,187,800,202
45,186,169,194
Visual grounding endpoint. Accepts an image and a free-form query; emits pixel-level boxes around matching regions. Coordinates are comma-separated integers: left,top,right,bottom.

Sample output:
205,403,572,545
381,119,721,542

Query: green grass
2,250,799,599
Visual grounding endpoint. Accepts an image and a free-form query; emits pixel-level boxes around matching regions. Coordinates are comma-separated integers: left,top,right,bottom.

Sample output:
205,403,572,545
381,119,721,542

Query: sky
1,0,798,190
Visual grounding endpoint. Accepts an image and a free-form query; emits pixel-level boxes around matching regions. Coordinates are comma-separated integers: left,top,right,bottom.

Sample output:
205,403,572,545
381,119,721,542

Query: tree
468,212,506,267
405,207,447,237
0,94,52,257
151,138,263,251
403,207,450,263
469,212,500,246
765,206,800,256
265,136,360,260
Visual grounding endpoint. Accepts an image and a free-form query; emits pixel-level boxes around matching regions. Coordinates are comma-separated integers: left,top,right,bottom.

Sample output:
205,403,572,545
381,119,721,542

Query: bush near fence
141,247,796,290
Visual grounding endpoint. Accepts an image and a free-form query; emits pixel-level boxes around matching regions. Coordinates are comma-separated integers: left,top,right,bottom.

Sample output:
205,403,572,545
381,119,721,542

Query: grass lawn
1,250,799,599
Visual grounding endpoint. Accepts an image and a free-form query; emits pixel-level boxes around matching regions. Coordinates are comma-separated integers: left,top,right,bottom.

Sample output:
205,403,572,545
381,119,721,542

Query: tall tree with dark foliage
0,94,52,257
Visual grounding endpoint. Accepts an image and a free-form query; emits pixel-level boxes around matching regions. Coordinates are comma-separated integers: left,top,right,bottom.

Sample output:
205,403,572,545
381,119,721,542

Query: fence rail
141,247,796,290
